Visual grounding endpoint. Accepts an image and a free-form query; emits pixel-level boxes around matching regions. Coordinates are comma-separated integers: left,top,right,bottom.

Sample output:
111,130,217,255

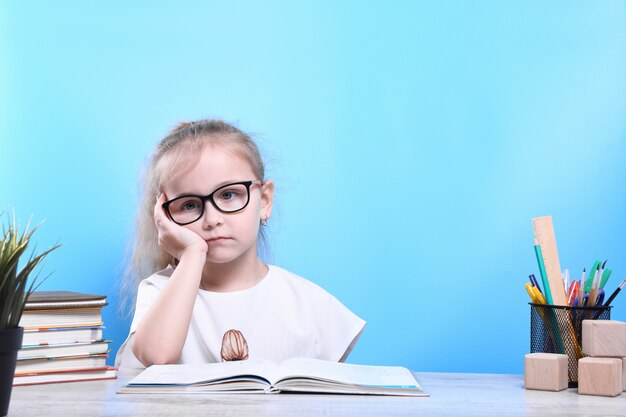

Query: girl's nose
202,203,224,229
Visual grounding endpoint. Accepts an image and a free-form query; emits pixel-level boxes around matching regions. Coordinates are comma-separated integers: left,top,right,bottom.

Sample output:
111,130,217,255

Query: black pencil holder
529,303,611,388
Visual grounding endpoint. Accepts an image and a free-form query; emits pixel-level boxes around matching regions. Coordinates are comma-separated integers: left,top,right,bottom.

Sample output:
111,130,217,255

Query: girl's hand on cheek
154,193,208,259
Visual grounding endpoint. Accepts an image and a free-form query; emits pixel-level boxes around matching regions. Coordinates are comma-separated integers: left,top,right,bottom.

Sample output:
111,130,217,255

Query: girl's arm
131,194,208,366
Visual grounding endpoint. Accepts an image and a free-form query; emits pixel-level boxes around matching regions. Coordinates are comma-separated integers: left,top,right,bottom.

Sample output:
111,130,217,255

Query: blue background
2,1,625,374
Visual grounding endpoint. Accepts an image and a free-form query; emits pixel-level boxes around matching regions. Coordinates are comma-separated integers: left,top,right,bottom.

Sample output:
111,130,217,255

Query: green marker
600,268,612,289
534,241,553,305
584,260,600,293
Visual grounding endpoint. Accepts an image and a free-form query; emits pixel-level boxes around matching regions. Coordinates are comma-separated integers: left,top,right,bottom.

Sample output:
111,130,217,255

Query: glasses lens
168,196,203,224
213,183,249,212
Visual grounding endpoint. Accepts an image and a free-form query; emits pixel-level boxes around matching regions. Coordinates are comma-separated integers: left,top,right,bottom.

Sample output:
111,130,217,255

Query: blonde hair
119,119,268,317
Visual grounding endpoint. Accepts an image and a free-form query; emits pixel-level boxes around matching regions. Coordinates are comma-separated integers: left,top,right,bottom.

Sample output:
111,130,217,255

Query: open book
118,357,428,396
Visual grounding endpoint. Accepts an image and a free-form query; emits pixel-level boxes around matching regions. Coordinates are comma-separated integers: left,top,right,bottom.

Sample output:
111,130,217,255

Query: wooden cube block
582,320,626,357
622,358,626,392
578,357,622,397
524,353,568,391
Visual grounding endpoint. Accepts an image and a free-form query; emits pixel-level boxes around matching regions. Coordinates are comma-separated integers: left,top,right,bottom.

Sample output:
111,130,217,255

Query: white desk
8,371,626,416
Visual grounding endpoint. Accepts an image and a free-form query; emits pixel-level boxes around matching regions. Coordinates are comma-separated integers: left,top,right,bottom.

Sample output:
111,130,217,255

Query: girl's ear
260,180,274,219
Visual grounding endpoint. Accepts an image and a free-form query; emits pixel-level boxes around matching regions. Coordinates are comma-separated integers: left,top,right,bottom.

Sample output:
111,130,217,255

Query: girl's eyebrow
171,180,246,199
211,179,242,190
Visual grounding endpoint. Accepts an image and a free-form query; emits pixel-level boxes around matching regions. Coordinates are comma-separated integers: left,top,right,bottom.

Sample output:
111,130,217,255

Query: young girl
115,119,365,368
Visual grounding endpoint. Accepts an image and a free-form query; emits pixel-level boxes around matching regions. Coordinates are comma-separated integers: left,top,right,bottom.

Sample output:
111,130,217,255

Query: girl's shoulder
267,265,334,298
139,266,175,289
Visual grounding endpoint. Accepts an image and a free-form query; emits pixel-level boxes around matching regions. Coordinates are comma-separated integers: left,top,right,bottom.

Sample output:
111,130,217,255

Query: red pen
567,280,580,306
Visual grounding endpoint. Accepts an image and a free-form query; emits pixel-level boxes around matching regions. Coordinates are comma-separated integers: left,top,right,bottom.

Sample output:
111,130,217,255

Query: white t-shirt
115,265,366,369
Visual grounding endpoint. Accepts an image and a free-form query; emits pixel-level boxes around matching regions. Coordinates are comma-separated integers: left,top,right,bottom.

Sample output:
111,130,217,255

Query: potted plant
0,212,60,417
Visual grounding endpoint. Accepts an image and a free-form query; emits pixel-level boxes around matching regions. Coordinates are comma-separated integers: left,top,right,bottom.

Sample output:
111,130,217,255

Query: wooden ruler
532,216,582,381
532,216,567,306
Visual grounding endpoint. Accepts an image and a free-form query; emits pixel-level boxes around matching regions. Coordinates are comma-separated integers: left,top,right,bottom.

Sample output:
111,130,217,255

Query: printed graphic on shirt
220,329,249,361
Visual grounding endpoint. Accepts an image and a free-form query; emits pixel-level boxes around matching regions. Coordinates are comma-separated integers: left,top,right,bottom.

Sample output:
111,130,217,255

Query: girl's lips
206,237,231,243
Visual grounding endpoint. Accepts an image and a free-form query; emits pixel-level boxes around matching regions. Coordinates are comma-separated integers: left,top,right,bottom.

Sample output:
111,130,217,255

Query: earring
260,217,268,227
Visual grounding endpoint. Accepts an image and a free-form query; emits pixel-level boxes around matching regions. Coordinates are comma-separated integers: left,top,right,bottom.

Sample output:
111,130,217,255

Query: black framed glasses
162,180,263,225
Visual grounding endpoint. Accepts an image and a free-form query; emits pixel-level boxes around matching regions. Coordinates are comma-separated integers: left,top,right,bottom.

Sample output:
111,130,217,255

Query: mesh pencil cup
529,303,611,388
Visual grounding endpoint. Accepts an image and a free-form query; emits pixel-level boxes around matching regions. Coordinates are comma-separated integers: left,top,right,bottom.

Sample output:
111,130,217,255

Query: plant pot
0,327,23,417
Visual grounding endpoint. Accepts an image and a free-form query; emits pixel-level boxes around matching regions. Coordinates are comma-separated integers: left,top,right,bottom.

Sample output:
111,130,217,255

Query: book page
128,360,276,386
276,358,420,389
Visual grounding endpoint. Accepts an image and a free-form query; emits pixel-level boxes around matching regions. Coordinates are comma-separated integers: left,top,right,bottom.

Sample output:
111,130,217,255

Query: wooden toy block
582,320,626,357
578,357,622,397
623,358,626,392
524,353,568,391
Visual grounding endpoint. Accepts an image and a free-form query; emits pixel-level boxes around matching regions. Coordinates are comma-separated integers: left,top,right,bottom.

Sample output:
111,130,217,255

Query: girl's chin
204,243,256,265
204,250,245,265
205,255,237,264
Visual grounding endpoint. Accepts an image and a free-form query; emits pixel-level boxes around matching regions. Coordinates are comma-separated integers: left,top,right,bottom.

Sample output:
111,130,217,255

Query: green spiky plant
0,212,60,330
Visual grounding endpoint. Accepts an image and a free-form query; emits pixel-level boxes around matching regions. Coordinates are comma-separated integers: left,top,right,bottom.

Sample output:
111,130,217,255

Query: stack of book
13,291,117,386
